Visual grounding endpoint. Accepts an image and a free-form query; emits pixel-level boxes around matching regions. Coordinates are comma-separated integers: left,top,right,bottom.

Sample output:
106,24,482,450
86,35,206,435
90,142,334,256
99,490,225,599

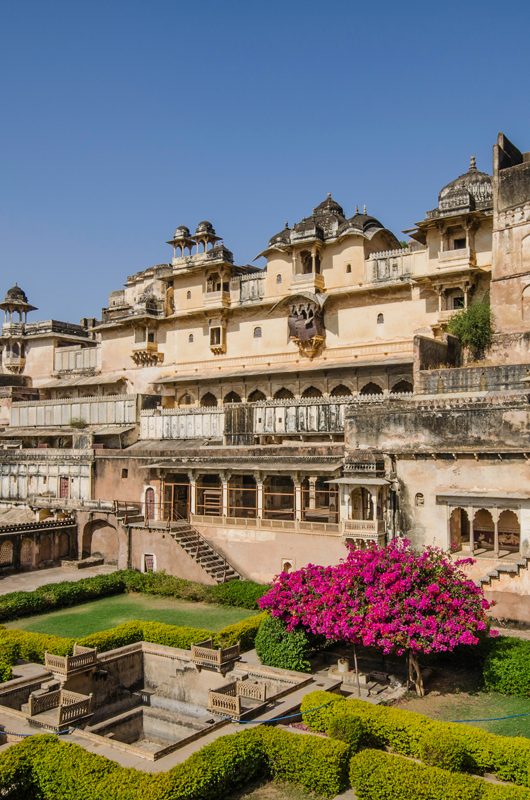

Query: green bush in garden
0,727,348,800
303,690,530,787
327,707,366,753
214,613,266,650
419,728,468,772
349,749,530,800
254,615,313,672
208,580,269,609
483,637,530,697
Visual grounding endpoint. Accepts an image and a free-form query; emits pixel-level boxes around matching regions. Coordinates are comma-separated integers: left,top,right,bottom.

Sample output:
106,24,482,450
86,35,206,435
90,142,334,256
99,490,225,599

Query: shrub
209,580,268,609
419,728,468,772
255,615,312,672
308,690,530,787
78,621,145,651
0,629,73,663
483,637,530,697
327,707,365,753
447,300,493,360
122,570,211,603
215,613,265,650
257,725,349,797
0,662,12,683
350,749,497,800
300,689,345,732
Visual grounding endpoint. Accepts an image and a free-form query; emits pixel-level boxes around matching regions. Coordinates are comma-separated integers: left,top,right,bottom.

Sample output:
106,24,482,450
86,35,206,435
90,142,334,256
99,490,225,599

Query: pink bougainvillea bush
259,538,493,695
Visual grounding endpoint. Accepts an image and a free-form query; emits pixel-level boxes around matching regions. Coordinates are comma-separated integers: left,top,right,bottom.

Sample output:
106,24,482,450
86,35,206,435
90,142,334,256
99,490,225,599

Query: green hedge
350,749,530,800
255,615,313,672
208,580,269,609
0,726,348,799
302,690,530,787
483,637,530,697
122,571,267,609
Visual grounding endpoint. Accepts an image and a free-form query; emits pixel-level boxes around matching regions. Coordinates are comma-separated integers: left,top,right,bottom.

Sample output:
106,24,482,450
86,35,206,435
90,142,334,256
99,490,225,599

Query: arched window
330,384,352,397
276,274,282,284
200,392,218,407
273,387,294,400
253,326,262,338
301,251,312,274
377,313,384,324
188,333,194,343
178,393,193,406
186,290,191,300
415,493,424,507
301,386,323,399
392,380,413,394
359,382,383,396
224,391,241,404
346,264,352,274
248,389,266,402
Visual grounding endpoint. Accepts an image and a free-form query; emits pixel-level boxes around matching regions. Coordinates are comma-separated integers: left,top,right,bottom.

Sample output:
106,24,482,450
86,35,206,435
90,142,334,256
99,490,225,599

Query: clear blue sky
2,0,530,321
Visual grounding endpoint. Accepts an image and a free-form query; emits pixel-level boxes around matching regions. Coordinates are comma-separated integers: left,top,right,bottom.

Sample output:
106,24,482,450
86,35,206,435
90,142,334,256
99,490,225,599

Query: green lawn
233,782,325,800
5,594,253,638
397,690,530,738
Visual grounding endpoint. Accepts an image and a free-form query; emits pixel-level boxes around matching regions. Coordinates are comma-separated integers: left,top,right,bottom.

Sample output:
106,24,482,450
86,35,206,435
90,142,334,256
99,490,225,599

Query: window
147,331,155,343
210,327,221,346
188,333,194,343
121,468,128,479
276,274,282,284
186,290,191,300
453,237,466,250
346,264,352,274
415,493,424,507
253,326,262,338
377,313,384,324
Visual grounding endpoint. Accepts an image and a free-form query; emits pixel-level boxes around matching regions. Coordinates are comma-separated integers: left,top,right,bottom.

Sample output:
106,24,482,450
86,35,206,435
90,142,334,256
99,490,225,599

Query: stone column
294,480,302,522
308,476,317,510
221,475,230,518
188,474,197,516
493,508,500,557
467,507,474,554
256,479,263,519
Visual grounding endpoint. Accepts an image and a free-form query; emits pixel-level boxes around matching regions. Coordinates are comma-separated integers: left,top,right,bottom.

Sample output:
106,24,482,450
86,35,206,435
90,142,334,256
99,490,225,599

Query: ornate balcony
341,518,386,544
290,272,325,294
203,290,231,309
131,342,163,367
437,247,476,272
3,355,26,374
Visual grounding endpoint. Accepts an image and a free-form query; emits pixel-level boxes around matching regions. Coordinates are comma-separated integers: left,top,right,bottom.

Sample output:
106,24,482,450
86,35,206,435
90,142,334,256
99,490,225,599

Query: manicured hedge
349,749,530,800
0,726,348,799
0,570,267,627
214,613,266,650
302,690,530,787
483,637,530,697
255,615,313,672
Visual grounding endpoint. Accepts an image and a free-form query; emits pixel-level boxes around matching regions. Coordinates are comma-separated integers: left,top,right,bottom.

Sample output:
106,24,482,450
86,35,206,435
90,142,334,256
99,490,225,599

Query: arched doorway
145,487,155,521
273,388,294,400
350,487,373,520
359,382,383,396
473,509,494,552
248,389,266,403
392,380,413,394
58,532,70,559
20,537,33,569
82,520,119,563
224,391,241,404
200,392,218,407
498,510,520,553
0,540,13,568
301,386,322,399
263,476,295,520
449,507,470,551
39,535,52,565
330,384,352,398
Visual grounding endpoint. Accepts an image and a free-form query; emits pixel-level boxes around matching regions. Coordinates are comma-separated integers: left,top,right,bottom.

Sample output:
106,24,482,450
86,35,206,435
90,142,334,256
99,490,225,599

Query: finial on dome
355,205,359,214
327,192,332,198
469,155,477,171
363,204,367,214
285,221,289,229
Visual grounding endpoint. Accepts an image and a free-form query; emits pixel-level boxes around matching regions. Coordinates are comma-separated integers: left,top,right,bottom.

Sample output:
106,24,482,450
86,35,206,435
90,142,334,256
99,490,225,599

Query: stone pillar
493,508,500,557
221,475,230,518
256,479,263,519
308,476,317,510
467,507,474,554
294,480,302,522
371,489,378,522
189,475,197,516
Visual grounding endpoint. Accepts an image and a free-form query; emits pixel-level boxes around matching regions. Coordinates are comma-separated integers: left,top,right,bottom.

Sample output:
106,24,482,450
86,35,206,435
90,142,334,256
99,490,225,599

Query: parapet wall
418,362,530,394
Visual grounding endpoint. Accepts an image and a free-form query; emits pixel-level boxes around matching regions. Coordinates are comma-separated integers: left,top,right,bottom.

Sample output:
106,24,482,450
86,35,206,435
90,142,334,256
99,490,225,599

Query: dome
313,193,345,218
4,284,28,304
173,225,191,239
268,223,291,247
438,156,492,212
348,213,385,232
195,220,216,235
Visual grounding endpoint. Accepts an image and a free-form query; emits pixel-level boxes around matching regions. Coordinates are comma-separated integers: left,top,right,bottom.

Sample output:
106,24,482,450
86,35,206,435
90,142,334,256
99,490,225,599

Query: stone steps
480,557,529,587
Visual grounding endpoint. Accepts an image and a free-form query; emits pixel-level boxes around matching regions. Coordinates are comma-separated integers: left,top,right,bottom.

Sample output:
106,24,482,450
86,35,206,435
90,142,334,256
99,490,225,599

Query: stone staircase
479,555,530,588
168,521,241,584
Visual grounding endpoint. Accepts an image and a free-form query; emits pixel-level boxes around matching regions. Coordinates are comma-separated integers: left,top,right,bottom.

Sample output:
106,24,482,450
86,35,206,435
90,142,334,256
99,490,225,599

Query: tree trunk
407,651,424,697
353,644,361,697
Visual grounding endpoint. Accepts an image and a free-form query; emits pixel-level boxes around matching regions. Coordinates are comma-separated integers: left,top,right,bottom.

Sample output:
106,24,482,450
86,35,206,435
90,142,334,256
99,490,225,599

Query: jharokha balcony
131,341,164,367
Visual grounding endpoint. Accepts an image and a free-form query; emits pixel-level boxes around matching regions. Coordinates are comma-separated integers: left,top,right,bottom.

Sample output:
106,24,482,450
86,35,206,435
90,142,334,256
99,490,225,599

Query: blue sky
1,0,530,321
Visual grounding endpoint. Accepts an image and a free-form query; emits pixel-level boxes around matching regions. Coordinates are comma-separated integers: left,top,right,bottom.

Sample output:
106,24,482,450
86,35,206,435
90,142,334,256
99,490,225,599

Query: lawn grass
4,594,252,638
233,781,325,800
397,689,530,738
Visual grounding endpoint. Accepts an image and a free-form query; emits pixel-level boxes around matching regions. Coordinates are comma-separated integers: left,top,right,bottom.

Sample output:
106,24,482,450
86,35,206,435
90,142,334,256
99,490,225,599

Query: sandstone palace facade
1,132,530,620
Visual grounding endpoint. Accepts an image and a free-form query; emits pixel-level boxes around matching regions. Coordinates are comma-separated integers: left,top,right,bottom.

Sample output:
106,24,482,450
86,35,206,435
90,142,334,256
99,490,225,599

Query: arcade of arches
449,506,521,555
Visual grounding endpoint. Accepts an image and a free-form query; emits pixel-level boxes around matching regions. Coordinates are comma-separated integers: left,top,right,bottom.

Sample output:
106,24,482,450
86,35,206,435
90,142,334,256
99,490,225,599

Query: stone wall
417,363,530,394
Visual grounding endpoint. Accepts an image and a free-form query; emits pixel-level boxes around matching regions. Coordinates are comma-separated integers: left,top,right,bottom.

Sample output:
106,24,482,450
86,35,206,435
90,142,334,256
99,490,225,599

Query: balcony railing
203,290,231,308
437,247,476,270
290,273,325,293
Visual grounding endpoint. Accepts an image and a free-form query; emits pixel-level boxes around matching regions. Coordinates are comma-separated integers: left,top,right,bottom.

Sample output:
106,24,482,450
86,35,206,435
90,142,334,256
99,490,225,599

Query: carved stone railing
58,691,93,724
207,686,241,718
191,639,240,672
28,689,61,716
44,645,98,677
236,680,267,702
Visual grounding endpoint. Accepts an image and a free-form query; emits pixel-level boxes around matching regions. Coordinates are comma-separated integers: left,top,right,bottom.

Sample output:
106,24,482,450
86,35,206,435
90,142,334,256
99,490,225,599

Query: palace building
1,131,530,620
